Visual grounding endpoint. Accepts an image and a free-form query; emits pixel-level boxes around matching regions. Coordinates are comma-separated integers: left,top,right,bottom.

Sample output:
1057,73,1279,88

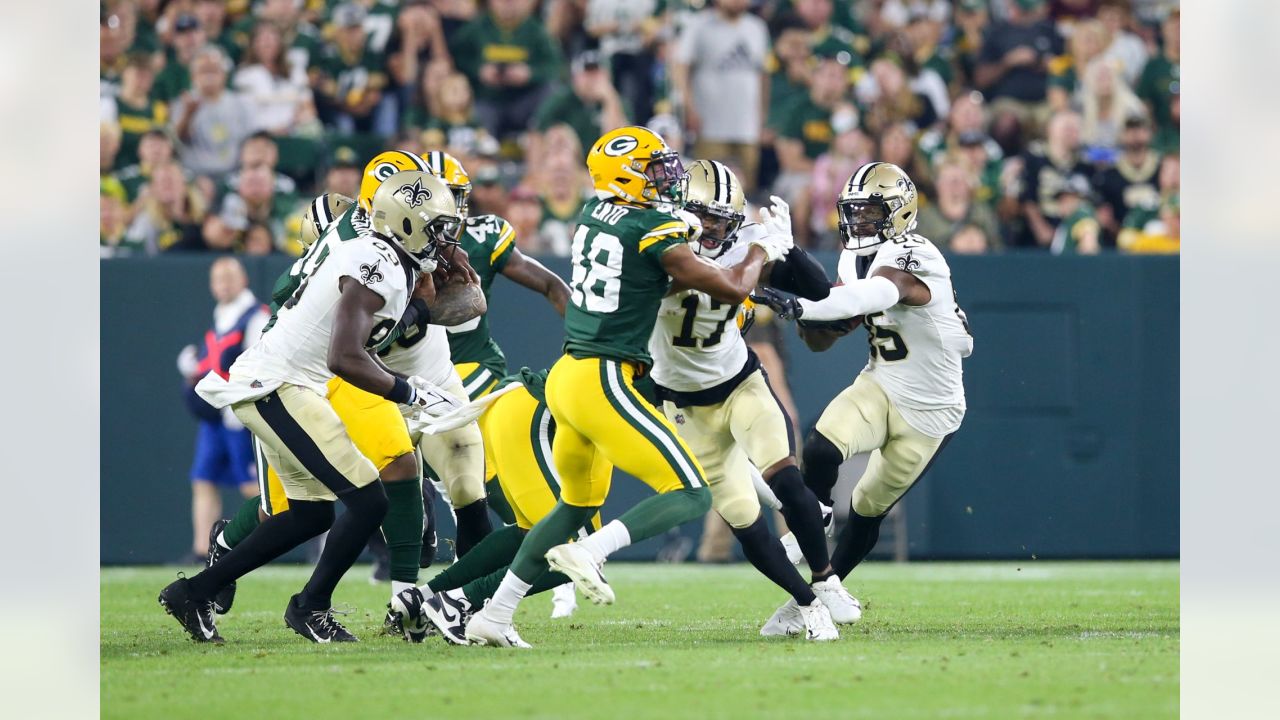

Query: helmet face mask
838,162,919,256
685,202,744,258
838,198,891,255
371,171,463,273
643,151,686,204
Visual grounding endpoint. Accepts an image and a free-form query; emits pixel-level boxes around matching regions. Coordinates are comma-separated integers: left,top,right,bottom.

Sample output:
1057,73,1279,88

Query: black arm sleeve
398,298,431,334
766,247,832,301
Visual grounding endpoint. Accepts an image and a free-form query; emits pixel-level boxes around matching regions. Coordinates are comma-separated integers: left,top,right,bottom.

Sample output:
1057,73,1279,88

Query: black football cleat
159,575,223,644
284,595,358,643
204,519,236,614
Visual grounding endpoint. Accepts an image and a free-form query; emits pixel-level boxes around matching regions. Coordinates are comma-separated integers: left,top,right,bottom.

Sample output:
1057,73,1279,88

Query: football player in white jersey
753,162,974,631
646,160,858,640
160,172,464,644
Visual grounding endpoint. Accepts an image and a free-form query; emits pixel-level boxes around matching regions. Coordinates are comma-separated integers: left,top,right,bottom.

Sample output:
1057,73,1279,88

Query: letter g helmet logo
603,135,639,157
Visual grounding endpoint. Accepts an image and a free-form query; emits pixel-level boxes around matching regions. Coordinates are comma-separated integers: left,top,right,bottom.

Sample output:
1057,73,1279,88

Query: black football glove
750,287,804,321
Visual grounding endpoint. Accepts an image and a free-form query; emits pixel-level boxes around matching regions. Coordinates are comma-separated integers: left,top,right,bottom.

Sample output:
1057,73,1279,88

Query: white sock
485,570,532,625
578,520,632,563
391,580,414,599
215,530,230,551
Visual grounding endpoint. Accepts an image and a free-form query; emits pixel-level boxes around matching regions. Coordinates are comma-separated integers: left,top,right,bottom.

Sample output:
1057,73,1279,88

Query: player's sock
769,465,833,577
830,509,887,578
485,477,517,526
508,501,598,582
187,500,334,600
483,570,533,625
381,478,424,584
221,495,265,549
732,514,818,606
462,564,570,606
453,498,494,558
298,483,389,610
613,486,711,545
576,519,631,564
426,524,525,593
801,431,844,506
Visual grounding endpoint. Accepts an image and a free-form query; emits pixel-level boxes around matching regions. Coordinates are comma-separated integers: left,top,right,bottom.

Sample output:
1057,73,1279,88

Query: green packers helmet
422,150,473,219
369,171,462,272
300,193,355,249
681,159,746,258
837,162,919,256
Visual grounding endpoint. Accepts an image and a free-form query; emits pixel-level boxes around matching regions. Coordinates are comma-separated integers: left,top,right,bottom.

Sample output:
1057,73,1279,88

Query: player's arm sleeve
767,246,831,301
639,217,690,258
797,277,900,321
489,219,517,272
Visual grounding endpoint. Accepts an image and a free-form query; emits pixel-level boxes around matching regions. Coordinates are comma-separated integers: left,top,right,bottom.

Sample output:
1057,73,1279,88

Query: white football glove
747,232,790,263
676,209,704,245
407,376,464,417
757,195,796,256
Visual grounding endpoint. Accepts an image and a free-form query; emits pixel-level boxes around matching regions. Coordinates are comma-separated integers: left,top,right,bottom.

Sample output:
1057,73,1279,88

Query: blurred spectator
173,45,254,180
763,16,815,141
232,0,323,79
506,185,547,252
532,151,589,255
101,182,136,257
879,121,936,203
916,158,1002,252
856,57,939,136
108,53,168,170
434,0,483,35
325,146,364,199
416,72,495,161
952,0,992,87
793,0,865,63
1095,0,1147,85
1136,9,1179,153
1049,174,1102,254
918,93,1005,206
949,223,992,254
1079,60,1145,153
808,126,874,247
1050,0,1102,24
673,0,771,193
451,0,563,143
1093,114,1159,240
100,5,133,98
243,223,279,256
205,164,294,252
894,10,954,115
117,129,176,203
774,55,853,245
1119,189,1178,254
283,146,364,255
1047,18,1106,112
176,257,268,561
153,13,207,103
233,21,318,135
311,4,391,135
224,132,300,206
468,158,508,217
387,0,452,113
586,0,661,123
1017,110,1094,248
533,51,628,156
193,0,240,64
1119,151,1177,234
975,0,1063,131
101,122,124,184
125,161,208,253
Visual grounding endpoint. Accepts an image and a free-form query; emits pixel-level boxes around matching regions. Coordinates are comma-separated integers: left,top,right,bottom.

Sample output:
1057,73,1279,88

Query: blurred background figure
175,257,270,562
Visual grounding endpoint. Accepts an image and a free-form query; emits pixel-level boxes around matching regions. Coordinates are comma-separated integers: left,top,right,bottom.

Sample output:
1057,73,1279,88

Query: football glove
759,195,793,239
407,376,464,417
747,233,791,264
750,287,804,321
676,208,705,246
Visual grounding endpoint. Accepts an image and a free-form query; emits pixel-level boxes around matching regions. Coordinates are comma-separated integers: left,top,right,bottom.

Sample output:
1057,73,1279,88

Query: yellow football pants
544,354,707,508
480,384,601,532
455,362,502,401
258,377,414,515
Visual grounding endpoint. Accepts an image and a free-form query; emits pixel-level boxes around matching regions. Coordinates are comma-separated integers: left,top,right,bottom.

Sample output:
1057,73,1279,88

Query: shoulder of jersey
880,233,948,276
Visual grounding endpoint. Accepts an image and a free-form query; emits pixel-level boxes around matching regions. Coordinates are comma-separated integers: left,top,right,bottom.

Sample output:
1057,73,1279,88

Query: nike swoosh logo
197,613,215,639
438,600,458,624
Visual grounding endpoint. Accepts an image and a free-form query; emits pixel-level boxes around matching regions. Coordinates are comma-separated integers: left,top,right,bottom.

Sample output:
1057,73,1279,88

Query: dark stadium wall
100,254,1178,564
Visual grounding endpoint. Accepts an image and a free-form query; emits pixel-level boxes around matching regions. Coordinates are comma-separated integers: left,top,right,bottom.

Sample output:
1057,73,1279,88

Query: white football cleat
545,543,615,605
760,598,804,637
464,606,532,649
780,532,805,565
550,582,578,619
797,601,839,641
811,576,862,623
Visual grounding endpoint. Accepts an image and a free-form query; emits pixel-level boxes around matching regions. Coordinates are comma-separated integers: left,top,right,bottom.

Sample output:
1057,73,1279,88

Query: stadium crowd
99,0,1180,258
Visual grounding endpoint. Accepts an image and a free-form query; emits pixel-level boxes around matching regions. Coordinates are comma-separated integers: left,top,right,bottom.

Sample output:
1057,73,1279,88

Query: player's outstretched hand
747,232,790,264
676,209,705,246
750,287,804,321
407,375,464,417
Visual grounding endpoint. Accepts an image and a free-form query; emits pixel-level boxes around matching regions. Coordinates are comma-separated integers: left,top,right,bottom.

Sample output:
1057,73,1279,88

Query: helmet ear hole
401,218,412,236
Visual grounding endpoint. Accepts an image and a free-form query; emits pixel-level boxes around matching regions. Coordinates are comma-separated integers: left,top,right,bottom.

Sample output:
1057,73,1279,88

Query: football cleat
760,598,804,637
159,576,223,643
797,601,840,641
464,606,532,649
389,587,434,644
420,588,473,646
780,531,805,566
284,595,358,643
812,576,862,623
545,543,615,605
204,519,236,614
383,601,428,643
550,582,578,619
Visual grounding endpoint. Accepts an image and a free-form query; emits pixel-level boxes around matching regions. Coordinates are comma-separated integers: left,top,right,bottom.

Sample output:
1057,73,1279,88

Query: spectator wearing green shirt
451,0,563,142
1136,9,1179,154
192,0,243,65
203,164,295,253
1047,19,1105,113
124,160,208,253
152,14,207,103
116,129,176,203
101,122,123,190
415,72,496,162
763,15,815,141
793,0,867,66
108,53,169,170
1049,174,1101,255
532,51,629,156
774,54,851,246
915,158,1003,253
101,179,135,257
310,3,391,135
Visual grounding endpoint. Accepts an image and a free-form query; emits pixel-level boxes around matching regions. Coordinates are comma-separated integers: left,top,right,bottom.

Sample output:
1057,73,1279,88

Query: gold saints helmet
358,150,429,214
369,171,463,272
586,126,684,206
837,162,919,256
422,150,473,218
682,159,746,258
299,193,356,249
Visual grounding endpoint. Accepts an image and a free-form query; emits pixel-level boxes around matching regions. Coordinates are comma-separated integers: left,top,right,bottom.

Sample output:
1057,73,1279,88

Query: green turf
102,562,1177,719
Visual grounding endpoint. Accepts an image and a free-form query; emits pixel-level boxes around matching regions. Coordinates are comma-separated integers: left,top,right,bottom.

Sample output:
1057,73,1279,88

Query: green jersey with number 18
563,198,690,366
446,214,517,375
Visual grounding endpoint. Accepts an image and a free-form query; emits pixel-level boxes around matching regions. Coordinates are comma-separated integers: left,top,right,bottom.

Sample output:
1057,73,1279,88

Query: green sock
426,524,525,593
509,501,598,582
222,495,264,549
462,565,571,606
486,477,517,525
616,487,712,543
381,477,424,584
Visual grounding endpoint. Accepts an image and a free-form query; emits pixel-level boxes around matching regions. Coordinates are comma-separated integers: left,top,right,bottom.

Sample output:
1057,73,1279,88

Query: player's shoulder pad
874,233,949,279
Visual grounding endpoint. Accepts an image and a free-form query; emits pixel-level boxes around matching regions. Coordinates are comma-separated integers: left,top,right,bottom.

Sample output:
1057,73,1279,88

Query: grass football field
102,561,1178,719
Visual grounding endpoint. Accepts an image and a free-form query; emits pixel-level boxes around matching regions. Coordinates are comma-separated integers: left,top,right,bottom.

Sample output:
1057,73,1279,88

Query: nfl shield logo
674,413,685,425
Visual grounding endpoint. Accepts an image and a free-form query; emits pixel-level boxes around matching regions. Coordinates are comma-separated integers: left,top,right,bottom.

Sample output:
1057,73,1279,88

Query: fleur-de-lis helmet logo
397,178,432,208
359,261,384,284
